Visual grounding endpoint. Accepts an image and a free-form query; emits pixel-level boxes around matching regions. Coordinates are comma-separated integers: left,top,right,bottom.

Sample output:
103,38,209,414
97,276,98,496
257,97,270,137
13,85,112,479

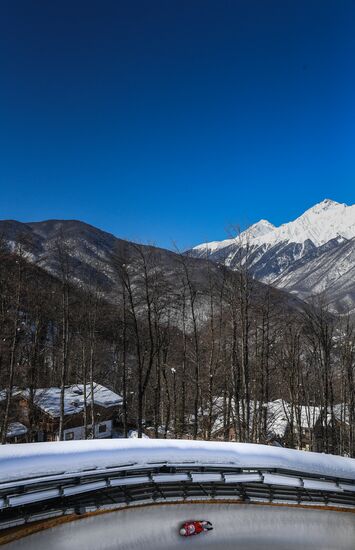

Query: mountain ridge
0,218,303,318
190,199,355,314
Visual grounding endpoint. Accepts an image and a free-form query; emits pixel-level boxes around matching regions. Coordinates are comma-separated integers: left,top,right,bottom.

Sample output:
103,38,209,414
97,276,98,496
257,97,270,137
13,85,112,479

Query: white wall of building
63,420,112,441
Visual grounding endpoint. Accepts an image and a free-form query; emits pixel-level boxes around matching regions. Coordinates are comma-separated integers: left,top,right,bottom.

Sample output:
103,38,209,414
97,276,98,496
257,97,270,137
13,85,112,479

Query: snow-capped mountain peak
244,219,275,239
193,199,355,253
192,219,276,254
307,198,340,212
190,200,355,314
273,199,355,247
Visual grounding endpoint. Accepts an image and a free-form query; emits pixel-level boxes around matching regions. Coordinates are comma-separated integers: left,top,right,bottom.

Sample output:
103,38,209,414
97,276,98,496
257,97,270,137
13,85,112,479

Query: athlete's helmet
180,528,186,536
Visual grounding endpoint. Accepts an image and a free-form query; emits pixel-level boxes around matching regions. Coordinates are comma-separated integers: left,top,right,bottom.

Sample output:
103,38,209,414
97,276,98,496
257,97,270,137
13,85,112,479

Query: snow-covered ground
1,440,354,484
4,503,355,550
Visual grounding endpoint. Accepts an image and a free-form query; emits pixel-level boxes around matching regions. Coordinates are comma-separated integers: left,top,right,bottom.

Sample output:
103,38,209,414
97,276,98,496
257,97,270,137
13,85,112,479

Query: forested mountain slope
0,218,301,313
0,217,353,455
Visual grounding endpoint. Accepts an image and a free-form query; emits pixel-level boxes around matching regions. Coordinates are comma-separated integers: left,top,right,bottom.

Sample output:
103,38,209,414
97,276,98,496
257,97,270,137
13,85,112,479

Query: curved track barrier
0,440,354,536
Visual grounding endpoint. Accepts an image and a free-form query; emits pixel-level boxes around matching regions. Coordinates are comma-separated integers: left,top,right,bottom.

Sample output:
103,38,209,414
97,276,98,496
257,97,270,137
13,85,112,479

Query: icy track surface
5,503,355,550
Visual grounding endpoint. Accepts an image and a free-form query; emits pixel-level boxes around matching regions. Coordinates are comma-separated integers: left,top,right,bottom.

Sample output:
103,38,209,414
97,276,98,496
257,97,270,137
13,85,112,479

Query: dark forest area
0,235,353,457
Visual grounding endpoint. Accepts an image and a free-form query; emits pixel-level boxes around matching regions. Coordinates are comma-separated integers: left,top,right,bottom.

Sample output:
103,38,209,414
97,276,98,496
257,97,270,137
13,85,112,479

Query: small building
0,389,26,443
266,399,321,451
205,397,323,450
202,397,261,442
19,383,123,442
313,404,351,455
5,422,28,444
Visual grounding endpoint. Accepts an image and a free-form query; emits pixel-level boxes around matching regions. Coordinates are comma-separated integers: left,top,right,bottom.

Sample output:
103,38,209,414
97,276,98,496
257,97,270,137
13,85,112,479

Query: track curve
3,503,355,550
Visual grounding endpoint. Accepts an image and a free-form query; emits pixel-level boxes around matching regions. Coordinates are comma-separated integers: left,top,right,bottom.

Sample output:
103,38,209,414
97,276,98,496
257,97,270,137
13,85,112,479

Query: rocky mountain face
190,200,355,315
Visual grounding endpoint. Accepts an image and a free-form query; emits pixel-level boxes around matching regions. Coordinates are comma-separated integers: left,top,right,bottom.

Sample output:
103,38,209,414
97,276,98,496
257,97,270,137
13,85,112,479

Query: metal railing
1,461,354,531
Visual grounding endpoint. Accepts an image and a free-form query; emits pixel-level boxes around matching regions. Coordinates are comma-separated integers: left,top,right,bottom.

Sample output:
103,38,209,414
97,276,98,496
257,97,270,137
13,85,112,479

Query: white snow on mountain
193,199,355,253
191,199,355,314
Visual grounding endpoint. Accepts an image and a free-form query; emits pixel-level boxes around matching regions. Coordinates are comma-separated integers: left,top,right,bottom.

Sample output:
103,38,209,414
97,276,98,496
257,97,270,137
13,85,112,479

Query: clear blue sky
0,1,354,249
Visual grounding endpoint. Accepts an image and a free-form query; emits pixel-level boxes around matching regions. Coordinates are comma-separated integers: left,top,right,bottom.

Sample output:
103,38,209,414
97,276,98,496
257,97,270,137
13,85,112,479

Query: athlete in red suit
179,520,213,536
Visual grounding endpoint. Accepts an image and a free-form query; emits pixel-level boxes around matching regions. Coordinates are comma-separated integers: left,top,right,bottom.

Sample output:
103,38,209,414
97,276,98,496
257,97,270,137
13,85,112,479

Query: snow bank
0,440,354,484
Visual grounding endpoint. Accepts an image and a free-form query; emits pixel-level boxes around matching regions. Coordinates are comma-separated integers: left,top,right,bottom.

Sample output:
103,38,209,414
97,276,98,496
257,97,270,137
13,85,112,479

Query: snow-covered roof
208,398,322,438
266,400,321,438
207,398,261,435
6,422,28,439
325,404,350,426
0,387,22,403
266,400,290,438
0,440,354,484
23,384,122,418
